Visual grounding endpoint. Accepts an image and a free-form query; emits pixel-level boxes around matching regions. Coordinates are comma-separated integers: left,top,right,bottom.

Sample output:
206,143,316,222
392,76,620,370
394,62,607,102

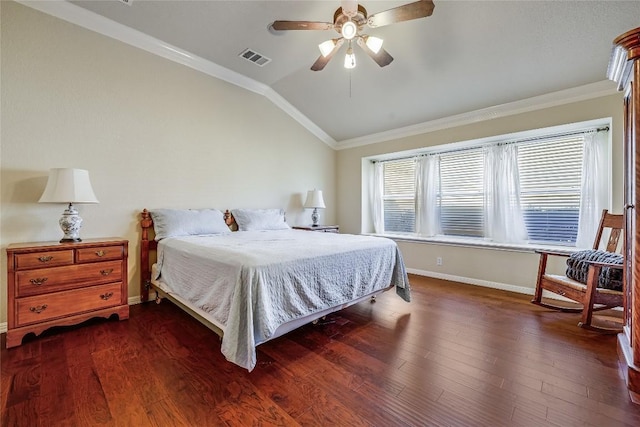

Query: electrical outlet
436,256,443,266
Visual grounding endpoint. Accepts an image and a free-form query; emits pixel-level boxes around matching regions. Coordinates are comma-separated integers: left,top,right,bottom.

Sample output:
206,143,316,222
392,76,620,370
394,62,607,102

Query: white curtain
576,131,609,248
372,162,384,234
415,155,441,237
484,144,528,243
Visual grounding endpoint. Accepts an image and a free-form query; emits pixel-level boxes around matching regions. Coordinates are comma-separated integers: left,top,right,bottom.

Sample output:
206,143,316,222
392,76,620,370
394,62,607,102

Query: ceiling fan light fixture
318,39,336,57
365,36,383,54
342,21,357,40
344,45,356,69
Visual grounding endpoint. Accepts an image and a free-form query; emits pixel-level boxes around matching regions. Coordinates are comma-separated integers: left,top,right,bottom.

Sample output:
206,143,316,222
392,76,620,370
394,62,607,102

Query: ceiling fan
270,0,435,71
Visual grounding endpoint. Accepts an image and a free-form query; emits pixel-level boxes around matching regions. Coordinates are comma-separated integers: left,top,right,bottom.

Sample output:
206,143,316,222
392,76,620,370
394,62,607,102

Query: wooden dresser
608,26,640,403
6,238,129,348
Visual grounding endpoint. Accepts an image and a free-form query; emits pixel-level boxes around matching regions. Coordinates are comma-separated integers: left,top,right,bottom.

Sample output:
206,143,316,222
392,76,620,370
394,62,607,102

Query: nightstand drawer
76,245,124,263
16,260,123,297
15,250,74,270
16,282,123,327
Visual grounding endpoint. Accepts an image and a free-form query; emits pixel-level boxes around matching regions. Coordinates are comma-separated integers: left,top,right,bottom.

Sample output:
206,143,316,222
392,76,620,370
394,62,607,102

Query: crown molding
335,80,619,150
263,89,336,148
17,0,336,148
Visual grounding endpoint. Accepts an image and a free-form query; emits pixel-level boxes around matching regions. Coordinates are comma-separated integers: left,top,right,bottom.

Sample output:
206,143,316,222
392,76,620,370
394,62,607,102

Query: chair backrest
592,209,624,253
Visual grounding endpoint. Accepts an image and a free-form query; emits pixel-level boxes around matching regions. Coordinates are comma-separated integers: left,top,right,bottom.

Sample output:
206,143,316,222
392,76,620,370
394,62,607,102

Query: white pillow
231,208,290,231
150,209,229,240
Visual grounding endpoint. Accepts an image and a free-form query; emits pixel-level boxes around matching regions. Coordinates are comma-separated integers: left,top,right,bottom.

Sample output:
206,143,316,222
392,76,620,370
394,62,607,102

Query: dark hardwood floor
3,274,640,426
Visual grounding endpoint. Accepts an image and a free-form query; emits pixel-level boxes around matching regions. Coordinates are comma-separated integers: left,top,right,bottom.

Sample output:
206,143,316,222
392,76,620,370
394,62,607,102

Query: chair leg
531,253,547,305
530,253,583,312
579,265,599,328
578,265,622,333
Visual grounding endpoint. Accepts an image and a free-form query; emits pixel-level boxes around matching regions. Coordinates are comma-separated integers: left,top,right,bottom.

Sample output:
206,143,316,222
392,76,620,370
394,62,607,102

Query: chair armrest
585,260,624,270
535,249,572,258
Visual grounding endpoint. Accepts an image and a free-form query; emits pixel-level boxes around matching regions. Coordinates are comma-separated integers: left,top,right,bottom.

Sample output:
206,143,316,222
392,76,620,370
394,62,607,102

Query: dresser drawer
16,282,123,327
16,260,123,297
77,245,124,263
14,250,74,270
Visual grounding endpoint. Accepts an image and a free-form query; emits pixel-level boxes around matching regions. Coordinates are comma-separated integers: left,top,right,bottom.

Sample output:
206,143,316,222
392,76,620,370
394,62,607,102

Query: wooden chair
531,209,624,332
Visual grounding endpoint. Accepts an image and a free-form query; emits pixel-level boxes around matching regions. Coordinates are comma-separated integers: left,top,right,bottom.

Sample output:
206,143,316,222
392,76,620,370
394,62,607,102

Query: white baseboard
128,296,142,305
406,268,574,302
0,323,6,334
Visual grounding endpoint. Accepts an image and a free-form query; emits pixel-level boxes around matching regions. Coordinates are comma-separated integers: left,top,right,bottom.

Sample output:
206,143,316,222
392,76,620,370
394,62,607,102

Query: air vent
239,49,271,67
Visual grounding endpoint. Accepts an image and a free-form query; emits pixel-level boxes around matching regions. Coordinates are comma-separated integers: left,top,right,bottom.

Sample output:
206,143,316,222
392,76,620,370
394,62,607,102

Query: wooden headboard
139,209,237,302
139,209,157,302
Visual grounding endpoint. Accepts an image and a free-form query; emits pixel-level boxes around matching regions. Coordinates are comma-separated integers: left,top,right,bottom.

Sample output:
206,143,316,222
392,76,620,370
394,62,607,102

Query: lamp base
60,237,82,243
59,203,84,243
311,208,319,227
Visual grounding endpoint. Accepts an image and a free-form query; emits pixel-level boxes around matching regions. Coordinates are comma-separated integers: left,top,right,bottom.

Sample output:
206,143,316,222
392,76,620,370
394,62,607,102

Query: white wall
0,2,336,325
336,95,624,291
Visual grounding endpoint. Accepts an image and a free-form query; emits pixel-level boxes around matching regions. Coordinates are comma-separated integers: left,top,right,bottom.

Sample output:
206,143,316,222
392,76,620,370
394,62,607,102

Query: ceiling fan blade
271,21,333,31
356,37,394,67
367,0,435,28
311,38,345,71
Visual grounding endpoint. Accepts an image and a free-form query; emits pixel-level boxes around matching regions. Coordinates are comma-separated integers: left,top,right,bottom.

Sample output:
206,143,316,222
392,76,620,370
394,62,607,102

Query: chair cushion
565,249,623,291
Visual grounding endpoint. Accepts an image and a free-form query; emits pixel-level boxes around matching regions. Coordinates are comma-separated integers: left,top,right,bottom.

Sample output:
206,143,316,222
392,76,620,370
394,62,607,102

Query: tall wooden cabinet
608,26,640,404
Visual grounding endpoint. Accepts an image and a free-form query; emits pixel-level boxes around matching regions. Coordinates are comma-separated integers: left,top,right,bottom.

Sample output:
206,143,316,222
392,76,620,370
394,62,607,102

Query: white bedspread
154,229,409,371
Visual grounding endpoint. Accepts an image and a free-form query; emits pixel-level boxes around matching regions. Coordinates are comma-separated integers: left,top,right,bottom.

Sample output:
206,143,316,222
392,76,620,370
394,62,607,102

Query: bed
139,208,410,371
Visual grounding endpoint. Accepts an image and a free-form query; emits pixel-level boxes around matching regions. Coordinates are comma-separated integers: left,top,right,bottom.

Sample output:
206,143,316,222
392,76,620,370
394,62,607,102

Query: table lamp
304,189,325,227
39,168,99,242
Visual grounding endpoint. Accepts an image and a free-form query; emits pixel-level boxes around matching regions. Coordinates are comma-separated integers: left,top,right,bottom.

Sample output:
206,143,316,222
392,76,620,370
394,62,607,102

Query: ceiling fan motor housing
333,4,368,37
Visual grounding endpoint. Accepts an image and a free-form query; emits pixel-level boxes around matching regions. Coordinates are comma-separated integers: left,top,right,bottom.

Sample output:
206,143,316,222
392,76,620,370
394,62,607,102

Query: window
519,136,583,244
372,123,609,247
439,149,484,237
381,159,415,233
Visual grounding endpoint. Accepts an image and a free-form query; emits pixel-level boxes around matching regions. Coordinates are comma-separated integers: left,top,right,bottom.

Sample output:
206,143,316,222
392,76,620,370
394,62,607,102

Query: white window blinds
518,136,583,244
439,149,484,237
382,159,415,233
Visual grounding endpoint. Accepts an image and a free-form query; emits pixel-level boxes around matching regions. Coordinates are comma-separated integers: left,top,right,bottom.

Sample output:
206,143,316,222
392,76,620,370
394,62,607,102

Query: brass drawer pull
95,250,107,257
100,292,114,300
30,277,48,286
38,256,54,263
29,304,48,314
100,269,114,276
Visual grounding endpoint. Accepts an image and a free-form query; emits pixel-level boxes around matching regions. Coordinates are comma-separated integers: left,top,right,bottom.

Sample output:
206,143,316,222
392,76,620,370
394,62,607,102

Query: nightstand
6,238,129,348
292,225,339,233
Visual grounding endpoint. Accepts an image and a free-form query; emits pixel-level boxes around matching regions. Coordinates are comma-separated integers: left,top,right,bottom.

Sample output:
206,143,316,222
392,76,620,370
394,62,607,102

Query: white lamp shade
318,39,336,57
39,168,99,204
344,47,356,69
365,36,383,54
304,189,326,209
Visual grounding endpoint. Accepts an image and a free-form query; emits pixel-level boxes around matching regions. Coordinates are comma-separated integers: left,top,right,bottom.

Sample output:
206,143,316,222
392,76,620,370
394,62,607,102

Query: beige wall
336,95,624,290
0,2,335,324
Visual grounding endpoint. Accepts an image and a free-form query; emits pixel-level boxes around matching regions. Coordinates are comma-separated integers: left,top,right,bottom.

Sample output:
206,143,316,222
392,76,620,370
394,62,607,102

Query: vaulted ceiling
54,1,640,147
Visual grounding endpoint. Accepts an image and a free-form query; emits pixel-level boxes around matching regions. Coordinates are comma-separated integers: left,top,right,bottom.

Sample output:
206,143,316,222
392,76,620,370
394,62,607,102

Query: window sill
366,232,577,254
